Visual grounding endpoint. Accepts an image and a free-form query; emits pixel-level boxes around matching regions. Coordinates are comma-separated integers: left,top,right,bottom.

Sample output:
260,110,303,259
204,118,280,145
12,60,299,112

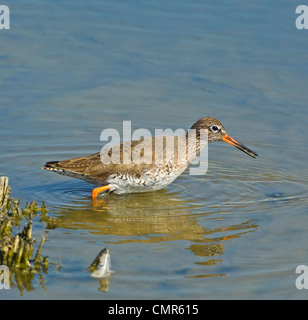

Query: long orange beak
223,134,258,158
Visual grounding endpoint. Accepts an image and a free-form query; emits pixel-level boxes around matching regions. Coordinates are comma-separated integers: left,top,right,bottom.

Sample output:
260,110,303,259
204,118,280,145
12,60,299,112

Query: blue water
1,0,308,299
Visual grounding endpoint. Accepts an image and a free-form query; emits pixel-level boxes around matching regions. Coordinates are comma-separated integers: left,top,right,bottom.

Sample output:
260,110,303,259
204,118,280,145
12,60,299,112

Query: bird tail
41,160,85,179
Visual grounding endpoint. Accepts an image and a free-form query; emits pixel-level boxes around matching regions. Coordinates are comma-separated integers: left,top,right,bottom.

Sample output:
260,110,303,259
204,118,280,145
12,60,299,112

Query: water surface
1,0,308,299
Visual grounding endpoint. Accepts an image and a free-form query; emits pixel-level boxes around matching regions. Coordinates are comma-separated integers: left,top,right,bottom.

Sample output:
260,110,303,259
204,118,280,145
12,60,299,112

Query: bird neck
185,128,208,163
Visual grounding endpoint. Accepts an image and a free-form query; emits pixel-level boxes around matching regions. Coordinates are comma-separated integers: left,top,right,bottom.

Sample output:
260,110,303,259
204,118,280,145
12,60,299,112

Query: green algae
0,176,51,294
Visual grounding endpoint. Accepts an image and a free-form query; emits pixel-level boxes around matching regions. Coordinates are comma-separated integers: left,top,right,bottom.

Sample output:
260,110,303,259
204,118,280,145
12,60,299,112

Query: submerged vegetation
0,176,112,295
0,176,52,294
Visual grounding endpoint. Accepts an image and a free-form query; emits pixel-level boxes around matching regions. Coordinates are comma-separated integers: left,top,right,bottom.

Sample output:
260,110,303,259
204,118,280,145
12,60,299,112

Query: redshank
42,117,258,199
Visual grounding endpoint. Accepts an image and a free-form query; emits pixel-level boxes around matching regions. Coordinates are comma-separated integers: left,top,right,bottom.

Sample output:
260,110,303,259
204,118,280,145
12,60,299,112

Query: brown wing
42,135,187,182
43,152,100,173
42,138,152,181
42,152,109,183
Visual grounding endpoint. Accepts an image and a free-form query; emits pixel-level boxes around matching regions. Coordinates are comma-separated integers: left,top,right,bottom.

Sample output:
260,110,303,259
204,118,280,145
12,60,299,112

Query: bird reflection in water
46,189,257,282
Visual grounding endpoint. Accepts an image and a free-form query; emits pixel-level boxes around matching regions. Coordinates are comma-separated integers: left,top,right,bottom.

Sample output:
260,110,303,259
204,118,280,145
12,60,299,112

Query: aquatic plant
0,176,50,293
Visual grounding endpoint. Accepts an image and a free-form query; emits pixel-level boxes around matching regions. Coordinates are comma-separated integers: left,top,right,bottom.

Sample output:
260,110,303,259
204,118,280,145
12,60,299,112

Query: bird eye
210,125,220,133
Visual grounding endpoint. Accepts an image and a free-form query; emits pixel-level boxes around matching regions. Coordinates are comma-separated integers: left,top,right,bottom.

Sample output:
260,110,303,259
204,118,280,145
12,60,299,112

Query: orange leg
92,185,111,199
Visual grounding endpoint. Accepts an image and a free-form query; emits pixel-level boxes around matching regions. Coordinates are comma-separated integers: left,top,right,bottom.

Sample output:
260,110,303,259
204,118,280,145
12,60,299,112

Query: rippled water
1,0,308,299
